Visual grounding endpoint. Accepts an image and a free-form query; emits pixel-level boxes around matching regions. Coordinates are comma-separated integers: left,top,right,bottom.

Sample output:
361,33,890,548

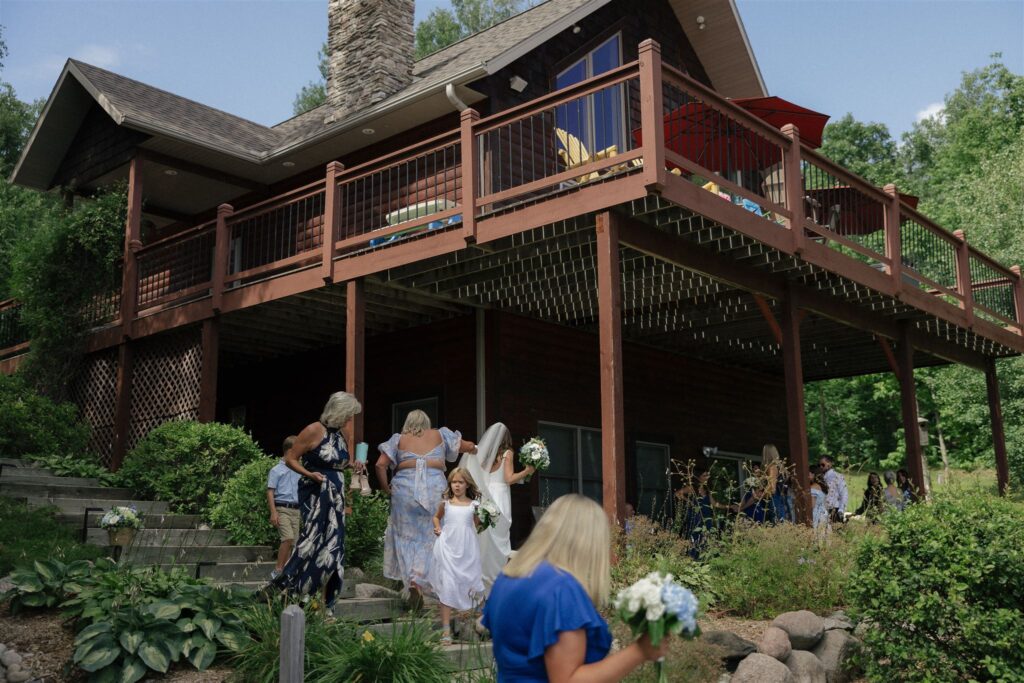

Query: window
554,34,625,165
635,441,671,520
705,451,760,505
538,422,603,504
391,397,439,435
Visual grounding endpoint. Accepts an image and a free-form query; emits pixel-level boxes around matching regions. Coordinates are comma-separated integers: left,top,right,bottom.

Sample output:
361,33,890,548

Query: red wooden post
985,357,1009,495
638,40,665,191
346,279,365,446
459,109,480,242
781,124,805,254
953,229,974,326
211,204,233,313
1010,265,1024,333
595,211,626,523
110,342,134,471
883,184,903,294
198,317,220,422
781,291,811,525
119,156,144,335
897,325,926,497
322,162,343,283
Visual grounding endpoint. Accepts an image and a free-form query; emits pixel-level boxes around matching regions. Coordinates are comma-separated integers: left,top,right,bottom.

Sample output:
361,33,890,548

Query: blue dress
483,561,611,682
380,428,462,589
681,492,714,559
741,491,768,523
272,426,349,605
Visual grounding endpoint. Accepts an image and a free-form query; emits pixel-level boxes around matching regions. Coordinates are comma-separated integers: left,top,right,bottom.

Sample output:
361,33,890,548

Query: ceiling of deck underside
220,200,1017,379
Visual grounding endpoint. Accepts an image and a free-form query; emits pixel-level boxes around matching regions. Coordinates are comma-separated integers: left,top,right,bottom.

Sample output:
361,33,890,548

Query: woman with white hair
271,391,363,606
376,409,477,605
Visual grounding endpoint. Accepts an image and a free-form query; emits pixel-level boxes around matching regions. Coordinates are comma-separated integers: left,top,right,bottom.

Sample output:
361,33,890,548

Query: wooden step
85,527,230,546
331,597,406,623
1,481,134,499
21,496,171,514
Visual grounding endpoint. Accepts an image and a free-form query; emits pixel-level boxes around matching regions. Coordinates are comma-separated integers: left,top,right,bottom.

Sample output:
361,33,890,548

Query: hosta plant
1,557,94,614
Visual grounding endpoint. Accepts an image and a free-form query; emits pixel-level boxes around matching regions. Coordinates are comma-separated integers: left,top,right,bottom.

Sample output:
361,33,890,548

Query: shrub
308,620,450,683
849,491,1024,682
705,521,863,619
208,457,278,546
27,451,116,485
0,496,105,574
345,474,389,570
0,373,90,459
116,421,265,515
1,557,94,614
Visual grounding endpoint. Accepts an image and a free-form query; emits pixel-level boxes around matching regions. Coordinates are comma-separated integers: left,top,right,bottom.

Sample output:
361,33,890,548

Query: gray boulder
822,617,853,632
773,610,825,650
811,629,859,683
1,651,23,668
354,583,400,599
702,630,757,671
732,653,793,683
784,650,827,683
7,667,32,683
758,626,793,661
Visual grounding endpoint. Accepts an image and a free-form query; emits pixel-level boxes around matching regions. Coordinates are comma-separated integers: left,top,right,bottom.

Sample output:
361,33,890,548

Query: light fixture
509,75,528,93
571,24,581,34
282,161,295,168
696,15,706,30
163,169,178,176
362,127,375,135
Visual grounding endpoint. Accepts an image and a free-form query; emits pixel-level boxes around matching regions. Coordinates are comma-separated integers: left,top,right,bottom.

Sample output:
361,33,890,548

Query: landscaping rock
354,583,399,599
822,617,853,632
702,630,757,671
852,620,871,639
0,651,22,669
773,610,825,650
346,567,365,582
732,653,793,683
7,667,31,682
716,674,732,683
811,629,859,683
784,650,827,683
758,626,793,661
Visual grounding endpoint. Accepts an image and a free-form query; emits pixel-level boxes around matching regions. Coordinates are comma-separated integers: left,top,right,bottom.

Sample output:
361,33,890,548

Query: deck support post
198,317,220,422
897,324,927,498
1010,265,1024,333
322,162,344,282
781,124,805,254
346,279,365,446
212,204,233,312
110,342,135,471
119,155,144,335
638,40,665,192
985,358,1009,495
953,229,974,326
781,290,811,525
883,184,903,294
475,308,486,438
460,109,480,242
595,212,626,524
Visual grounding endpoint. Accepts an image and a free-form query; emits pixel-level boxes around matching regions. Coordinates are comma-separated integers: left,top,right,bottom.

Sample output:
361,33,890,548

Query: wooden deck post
279,604,305,683
780,124,805,254
985,357,1009,495
595,212,626,523
211,204,233,312
897,325,926,497
883,184,903,294
198,317,220,422
781,290,811,525
638,40,665,192
1010,265,1024,332
322,162,344,282
459,109,480,242
110,342,135,471
953,229,974,326
346,279,365,445
119,156,144,335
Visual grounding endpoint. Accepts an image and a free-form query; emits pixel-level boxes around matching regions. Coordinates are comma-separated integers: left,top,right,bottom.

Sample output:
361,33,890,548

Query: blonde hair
443,467,480,501
504,494,610,606
402,409,431,436
762,444,781,467
320,391,362,430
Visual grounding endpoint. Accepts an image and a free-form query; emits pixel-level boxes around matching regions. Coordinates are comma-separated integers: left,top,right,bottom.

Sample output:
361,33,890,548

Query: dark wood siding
53,103,148,189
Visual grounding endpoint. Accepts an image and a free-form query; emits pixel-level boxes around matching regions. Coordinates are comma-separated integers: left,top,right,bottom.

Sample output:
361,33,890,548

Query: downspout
445,83,470,112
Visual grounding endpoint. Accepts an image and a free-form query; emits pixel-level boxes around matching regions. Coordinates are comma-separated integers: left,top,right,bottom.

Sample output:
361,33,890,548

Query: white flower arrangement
518,437,550,481
99,505,144,530
614,571,700,683
475,499,501,534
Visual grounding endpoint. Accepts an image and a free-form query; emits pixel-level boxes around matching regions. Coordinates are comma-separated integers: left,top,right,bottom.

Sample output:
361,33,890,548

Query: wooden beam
110,342,134,471
781,290,811,525
878,337,899,376
595,212,626,524
119,156,144,334
985,357,1009,496
140,149,266,192
460,109,480,242
638,40,666,191
143,203,193,223
752,294,783,345
322,162,343,283
211,204,232,313
346,279,365,445
897,325,926,498
198,317,219,422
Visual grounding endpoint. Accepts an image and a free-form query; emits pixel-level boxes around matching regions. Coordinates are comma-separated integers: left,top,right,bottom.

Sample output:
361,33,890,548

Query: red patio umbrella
804,186,919,236
730,96,830,149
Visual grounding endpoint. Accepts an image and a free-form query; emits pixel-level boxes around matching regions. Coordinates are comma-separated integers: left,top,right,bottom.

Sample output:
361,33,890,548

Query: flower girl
427,467,485,645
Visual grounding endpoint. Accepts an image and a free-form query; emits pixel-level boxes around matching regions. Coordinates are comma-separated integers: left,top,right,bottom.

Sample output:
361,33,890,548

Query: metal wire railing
899,211,960,298
970,251,1018,325
227,185,326,281
135,225,216,311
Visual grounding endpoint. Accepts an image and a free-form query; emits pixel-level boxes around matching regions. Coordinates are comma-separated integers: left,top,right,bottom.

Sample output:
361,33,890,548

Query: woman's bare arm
285,423,325,483
544,630,666,683
504,450,535,484
375,453,393,496
433,502,445,536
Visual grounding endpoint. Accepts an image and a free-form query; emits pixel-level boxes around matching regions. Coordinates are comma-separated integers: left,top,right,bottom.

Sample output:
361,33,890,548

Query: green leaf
88,664,121,683
193,614,221,640
215,627,248,652
144,601,181,621
118,656,147,683
13,573,44,593
136,642,170,673
186,638,217,671
176,617,196,632
118,630,143,654
34,559,61,583
19,593,47,607
77,640,121,672
74,621,113,645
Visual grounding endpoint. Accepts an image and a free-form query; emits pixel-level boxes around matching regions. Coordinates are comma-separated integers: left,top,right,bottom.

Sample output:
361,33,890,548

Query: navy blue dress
682,492,715,559
271,426,348,605
483,561,611,682
741,490,769,523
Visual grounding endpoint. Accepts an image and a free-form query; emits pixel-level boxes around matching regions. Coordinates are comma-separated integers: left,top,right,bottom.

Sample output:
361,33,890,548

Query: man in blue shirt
267,435,301,579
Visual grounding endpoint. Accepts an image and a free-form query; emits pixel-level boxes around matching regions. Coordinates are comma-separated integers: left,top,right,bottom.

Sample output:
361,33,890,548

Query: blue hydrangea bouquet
614,571,700,682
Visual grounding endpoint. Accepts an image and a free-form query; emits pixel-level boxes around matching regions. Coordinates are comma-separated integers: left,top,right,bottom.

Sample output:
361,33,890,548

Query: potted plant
99,505,143,546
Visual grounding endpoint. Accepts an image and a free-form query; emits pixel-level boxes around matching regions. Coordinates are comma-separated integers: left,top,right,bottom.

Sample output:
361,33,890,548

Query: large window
538,422,603,504
554,34,625,165
635,441,671,521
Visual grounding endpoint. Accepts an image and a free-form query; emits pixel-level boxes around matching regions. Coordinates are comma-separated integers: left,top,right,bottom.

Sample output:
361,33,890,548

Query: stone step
443,641,494,673
22,496,171,514
85,528,231,546
195,561,277,583
1,471,104,487
332,597,406,623
0,458,25,467
1,481,134,499
70,512,203,529
124,545,275,564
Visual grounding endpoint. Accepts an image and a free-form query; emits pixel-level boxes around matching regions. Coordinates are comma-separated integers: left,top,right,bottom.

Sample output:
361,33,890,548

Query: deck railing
0,299,27,353
1,39,1021,360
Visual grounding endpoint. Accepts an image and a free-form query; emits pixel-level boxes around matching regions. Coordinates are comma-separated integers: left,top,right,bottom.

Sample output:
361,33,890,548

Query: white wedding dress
461,422,514,594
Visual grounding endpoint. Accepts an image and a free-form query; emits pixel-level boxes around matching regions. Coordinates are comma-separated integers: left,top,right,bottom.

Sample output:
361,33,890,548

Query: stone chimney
326,0,415,114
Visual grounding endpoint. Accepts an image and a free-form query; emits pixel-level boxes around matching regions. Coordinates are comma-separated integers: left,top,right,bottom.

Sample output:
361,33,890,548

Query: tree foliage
291,42,328,116
415,0,530,59
818,113,901,187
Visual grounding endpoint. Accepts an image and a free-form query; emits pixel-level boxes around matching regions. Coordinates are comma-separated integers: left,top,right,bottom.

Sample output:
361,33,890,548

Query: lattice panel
128,327,202,449
69,349,119,467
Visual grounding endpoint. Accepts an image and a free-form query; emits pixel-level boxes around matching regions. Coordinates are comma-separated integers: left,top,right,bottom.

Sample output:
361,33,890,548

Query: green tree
291,42,329,116
818,113,901,187
416,0,529,59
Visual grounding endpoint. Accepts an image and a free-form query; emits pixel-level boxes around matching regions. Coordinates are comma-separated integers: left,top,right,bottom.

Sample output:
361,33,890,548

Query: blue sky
1,0,1021,137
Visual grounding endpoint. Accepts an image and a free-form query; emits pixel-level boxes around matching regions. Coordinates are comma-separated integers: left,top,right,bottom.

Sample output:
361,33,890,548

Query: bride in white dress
461,422,535,593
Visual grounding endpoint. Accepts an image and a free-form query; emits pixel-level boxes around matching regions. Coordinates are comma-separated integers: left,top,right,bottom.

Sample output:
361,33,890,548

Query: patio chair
554,128,619,182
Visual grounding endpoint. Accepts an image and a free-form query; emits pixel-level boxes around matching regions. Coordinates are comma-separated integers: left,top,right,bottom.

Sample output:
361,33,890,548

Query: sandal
439,632,453,646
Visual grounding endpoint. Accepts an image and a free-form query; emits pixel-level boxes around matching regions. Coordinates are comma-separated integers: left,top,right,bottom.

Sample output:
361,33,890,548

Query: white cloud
73,44,122,69
915,101,945,123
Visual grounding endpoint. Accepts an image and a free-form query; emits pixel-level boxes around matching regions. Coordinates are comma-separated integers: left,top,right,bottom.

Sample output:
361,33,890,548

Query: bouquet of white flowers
614,571,699,683
518,437,550,482
475,499,500,534
99,505,143,530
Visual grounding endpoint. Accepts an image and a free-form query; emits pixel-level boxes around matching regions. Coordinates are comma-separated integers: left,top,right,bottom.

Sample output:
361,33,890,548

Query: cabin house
4,0,1021,542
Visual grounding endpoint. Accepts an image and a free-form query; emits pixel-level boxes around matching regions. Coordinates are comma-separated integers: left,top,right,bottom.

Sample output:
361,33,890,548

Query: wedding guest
854,471,886,521
763,444,790,523
482,494,669,681
737,472,770,523
809,468,830,538
676,468,728,558
267,435,301,579
819,456,848,524
376,410,477,608
896,469,918,504
883,471,905,510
